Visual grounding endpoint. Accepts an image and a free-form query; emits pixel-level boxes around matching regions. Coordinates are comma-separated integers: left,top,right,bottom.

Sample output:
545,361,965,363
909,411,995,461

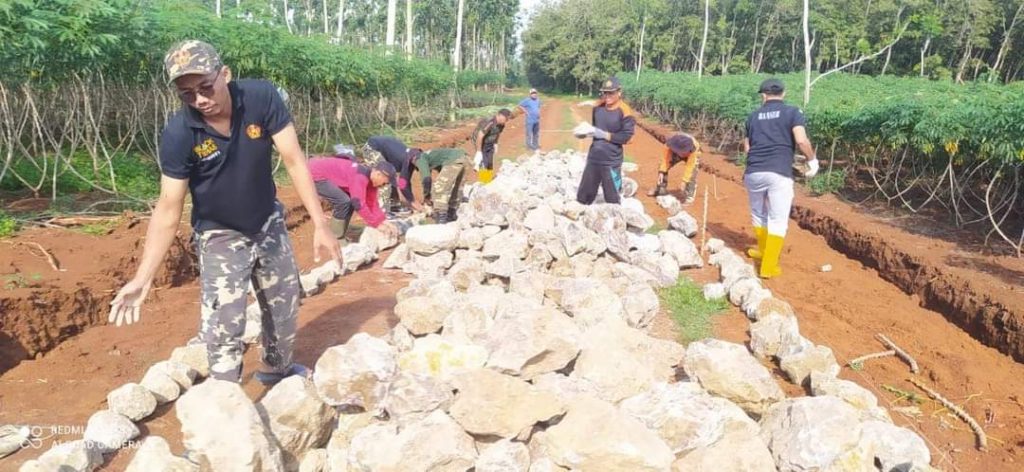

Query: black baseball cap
599,77,622,92
666,134,696,156
758,78,785,94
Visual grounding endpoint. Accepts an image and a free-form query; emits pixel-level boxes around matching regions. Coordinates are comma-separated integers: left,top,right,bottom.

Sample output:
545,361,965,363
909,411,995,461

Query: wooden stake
876,334,919,373
848,350,896,368
908,377,988,451
701,185,709,257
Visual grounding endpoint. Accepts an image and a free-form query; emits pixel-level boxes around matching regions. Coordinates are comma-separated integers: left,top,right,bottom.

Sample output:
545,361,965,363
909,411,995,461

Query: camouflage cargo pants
196,202,301,382
432,155,472,213
361,144,395,212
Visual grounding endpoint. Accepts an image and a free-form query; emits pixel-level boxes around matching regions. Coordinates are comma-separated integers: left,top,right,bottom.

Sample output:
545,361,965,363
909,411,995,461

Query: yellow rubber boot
478,168,494,184
759,234,785,279
747,226,767,260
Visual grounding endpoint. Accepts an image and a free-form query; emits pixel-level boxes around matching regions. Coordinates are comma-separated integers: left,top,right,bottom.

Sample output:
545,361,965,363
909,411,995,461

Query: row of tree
522,0,1024,92
0,0,521,83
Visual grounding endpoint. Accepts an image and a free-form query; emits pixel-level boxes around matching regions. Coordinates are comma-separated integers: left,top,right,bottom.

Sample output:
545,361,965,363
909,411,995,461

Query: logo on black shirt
758,111,782,120
193,138,219,161
246,124,263,139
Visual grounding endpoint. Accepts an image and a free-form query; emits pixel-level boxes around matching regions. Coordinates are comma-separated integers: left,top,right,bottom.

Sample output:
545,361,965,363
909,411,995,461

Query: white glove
473,151,483,170
592,128,610,141
805,158,820,178
572,122,595,138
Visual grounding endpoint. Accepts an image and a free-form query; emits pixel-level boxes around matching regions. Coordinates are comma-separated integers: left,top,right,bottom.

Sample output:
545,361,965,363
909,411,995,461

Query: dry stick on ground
876,333,919,373
908,377,988,451
2,241,64,272
848,350,896,368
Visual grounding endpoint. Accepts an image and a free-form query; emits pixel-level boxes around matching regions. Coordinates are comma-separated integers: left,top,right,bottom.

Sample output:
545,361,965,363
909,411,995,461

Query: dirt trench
637,120,1024,363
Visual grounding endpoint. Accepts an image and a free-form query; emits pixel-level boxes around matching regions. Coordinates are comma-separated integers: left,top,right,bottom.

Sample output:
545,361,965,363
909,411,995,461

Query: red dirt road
0,97,1021,471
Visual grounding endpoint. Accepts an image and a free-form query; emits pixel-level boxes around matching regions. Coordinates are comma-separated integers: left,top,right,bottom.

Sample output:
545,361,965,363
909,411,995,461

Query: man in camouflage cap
108,40,342,385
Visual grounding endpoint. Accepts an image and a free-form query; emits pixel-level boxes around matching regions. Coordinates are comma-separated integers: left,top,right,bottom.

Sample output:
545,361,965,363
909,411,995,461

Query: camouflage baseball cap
163,40,223,83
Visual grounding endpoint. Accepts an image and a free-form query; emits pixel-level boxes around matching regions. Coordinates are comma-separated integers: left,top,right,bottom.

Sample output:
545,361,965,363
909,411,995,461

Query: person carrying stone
362,135,425,215
647,133,701,204
412,148,472,224
573,76,636,205
518,88,542,152
108,40,341,385
308,157,400,242
742,78,819,278
472,109,511,184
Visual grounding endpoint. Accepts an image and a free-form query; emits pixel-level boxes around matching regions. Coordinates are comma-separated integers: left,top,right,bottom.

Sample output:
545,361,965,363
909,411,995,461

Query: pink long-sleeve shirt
307,157,386,227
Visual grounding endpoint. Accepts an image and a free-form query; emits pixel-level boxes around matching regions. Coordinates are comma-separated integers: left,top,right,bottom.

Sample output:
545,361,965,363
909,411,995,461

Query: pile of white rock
23,150,936,471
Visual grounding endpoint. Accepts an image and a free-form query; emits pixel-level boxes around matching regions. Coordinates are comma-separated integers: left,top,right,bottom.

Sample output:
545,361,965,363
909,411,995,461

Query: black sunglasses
177,67,224,103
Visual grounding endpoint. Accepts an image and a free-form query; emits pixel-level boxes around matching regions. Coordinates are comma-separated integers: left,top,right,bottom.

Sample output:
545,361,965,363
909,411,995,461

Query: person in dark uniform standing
108,40,341,385
364,135,424,214
573,76,636,205
472,109,511,184
647,133,701,204
742,78,819,278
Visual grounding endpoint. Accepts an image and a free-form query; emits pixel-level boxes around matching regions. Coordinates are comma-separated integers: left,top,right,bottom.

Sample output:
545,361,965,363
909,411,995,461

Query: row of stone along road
16,150,935,471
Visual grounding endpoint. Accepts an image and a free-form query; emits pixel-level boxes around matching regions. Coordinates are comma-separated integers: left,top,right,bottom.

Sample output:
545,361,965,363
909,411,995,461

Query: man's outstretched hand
108,278,152,327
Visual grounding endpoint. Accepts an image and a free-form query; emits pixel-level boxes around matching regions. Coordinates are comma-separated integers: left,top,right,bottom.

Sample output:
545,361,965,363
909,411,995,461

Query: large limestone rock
530,373,600,401
340,243,376,273
359,225,399,253
403,251,454,278
394,295,448,335
634,252,680,288
555,278,625,329
760,396,868,472
810,372,889,422
779,343,840,386
383,243,412,269
325,411,380,472
476,439,531,472
671,430,776,472
858,421,931,472
533,395,674,471
657,195,683,216
619,382,759,455
298,449,327,472
448,258,488,290
140,365,180,404
348,410,477,472
126,436,200,472
107,383,157,421
659,230,703,269
728,277,763,306
621,283,660,329
703,283,726,300
83,409,139,453
571,319,685,403
170,343,209,378
23,440,103,472
524,204,556,232
683,339,785,417
668,211,699,237
458,227,486,251
442,297,495,346
406,224,460,255
484,304,581,379
483,230,530,259
152,359,198,390
450,369,566,438
580,205,630,259
177,380,284,471
257,376,336,471
382,371,455,421
749,312,804,360
398,334,488,382
313,333,397,410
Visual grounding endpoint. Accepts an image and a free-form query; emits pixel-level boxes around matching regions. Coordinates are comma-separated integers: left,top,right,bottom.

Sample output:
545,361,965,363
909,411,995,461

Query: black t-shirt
159,79,292,234
587,101,636,166
474,118,504,151
367,135,409,169
744,99,807,178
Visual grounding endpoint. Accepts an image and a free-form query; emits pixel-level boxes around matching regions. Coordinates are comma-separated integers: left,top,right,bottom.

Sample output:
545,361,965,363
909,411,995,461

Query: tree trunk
453,0,465,71
803,0,812,105
636,14,647,80
991,2,1024,82
955,42,973,83
881,42,893,75
405,0,414,60
216,0,221,17
698,0,710,79
284,0,293,33
920,36,931,77
323,0,329,34
335,0,345,41
386,0,397,55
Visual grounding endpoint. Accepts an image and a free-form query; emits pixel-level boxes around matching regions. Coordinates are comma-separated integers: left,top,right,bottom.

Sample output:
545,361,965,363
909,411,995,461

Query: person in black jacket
363,135,423,214
573,76,636,205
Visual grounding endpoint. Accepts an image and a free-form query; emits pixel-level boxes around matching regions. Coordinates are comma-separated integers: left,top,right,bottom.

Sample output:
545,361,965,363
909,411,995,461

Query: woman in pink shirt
307,157,399,241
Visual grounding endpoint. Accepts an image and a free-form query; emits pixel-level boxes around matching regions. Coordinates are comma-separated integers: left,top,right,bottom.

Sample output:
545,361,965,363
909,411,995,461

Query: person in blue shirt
518,88,542,152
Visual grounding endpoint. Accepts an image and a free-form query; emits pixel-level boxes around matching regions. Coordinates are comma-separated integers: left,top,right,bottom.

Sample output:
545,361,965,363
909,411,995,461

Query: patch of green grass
807,169,847,195
0,152,160,201
0,211,17,238
3,273,42,290
733,152,748,168
646,223,665,234
78,220,117,236
624,154,636,163
660,278,729,343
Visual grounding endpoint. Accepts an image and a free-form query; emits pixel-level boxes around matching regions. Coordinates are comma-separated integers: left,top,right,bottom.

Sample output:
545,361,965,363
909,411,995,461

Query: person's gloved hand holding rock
805,158,820,178
573,122,595,138
473,151,483,170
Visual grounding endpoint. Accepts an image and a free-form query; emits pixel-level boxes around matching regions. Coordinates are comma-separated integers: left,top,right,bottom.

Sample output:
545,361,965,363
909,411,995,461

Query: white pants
744,172,794,236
